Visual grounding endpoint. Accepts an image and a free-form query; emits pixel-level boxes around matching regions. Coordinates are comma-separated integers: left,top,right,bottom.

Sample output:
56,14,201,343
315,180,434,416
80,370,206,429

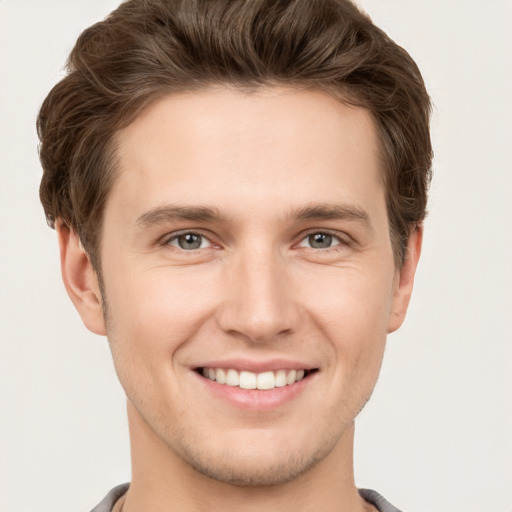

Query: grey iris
178,233,203,250
309,233,332,248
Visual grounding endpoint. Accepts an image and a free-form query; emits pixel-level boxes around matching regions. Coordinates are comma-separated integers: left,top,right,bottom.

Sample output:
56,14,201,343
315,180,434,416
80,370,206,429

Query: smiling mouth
196,367,318,390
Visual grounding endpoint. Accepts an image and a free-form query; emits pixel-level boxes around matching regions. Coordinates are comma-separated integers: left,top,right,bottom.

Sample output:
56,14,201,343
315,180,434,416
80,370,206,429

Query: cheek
304,268,392,377
307,267,394,332
103,264,217,355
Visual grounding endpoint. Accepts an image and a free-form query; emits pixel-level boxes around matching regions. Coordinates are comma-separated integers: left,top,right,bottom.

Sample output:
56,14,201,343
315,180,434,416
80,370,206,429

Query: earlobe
56,220,107,336
387,226,423,334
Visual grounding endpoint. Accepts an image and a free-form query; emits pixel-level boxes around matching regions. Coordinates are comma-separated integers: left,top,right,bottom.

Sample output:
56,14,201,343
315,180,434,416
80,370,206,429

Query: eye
167,232,212,251
298,232,342,249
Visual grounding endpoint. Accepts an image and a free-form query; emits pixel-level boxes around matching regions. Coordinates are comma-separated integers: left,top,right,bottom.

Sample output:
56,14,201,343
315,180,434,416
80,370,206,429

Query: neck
122,401,372,512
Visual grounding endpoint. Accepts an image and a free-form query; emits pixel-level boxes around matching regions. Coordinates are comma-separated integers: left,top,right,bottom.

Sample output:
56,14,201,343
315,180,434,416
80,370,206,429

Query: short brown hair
38,0,432,269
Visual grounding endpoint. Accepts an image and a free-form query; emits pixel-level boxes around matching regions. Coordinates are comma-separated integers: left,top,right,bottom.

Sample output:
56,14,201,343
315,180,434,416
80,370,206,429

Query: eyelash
160,229,350,252
296,230,348,251
160,230,214,251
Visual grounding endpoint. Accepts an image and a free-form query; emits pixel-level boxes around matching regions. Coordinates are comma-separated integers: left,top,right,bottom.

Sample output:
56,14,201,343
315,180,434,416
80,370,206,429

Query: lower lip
195,372,315,411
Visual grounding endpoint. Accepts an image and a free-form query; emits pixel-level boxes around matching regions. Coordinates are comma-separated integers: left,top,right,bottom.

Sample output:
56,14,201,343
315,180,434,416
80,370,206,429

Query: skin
57,87,421,512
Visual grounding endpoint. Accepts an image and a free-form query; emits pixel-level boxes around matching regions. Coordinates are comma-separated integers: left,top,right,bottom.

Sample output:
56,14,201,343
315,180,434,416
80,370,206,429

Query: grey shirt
90,484,404,512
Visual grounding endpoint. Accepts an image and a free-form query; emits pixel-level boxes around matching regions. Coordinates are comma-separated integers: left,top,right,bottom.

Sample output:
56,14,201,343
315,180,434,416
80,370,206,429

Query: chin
167,424,344,487
180,444,329,487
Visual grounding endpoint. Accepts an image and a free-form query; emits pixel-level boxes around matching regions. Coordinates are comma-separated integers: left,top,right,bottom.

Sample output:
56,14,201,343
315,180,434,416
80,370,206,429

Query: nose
216,247,300,344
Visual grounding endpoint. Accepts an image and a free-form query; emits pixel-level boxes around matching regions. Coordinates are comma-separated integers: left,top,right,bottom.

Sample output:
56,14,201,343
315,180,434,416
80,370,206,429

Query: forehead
109,87,384,225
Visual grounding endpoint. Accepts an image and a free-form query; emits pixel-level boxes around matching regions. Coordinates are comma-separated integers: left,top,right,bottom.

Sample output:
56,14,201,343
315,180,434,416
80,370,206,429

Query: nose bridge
218,243,297,342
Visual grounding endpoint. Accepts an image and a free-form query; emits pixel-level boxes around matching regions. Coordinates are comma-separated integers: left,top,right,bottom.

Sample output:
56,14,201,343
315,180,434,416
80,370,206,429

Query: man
37,0,432,510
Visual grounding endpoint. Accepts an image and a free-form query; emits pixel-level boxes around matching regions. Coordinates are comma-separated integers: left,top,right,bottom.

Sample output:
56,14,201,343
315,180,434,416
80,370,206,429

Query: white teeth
225,369,239,386
215,368,226,384
201,367,311,390
286,369,297,385
239,371,257,389
275,369,287,387
257,371,275,390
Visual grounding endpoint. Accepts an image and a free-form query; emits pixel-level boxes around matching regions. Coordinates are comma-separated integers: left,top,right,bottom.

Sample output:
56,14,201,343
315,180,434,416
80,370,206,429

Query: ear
387,225,423,334
56,220,107,336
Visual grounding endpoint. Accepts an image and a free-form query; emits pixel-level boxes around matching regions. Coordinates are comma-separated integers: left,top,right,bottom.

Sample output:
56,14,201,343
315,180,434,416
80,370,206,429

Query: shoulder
359,488,405,512
90,484,129,512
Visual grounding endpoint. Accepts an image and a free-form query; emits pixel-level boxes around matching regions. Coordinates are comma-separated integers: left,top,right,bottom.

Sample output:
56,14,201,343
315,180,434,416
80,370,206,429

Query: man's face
92,87,411,485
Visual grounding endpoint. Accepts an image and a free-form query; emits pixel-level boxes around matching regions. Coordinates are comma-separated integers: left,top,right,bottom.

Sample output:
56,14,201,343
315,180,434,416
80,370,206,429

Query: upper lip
194,358,318,373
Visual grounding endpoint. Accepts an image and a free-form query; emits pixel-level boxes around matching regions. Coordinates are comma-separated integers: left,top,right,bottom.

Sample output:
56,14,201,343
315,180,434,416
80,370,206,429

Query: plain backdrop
1,1,511,511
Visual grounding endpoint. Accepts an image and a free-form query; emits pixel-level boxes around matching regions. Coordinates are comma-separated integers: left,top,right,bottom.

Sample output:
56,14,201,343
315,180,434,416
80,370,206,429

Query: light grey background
1,1,511,511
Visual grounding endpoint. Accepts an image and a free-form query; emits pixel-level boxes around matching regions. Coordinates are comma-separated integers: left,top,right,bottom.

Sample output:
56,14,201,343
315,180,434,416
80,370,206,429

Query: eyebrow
135,202,372,229
136,205,227,227
292,203,373,229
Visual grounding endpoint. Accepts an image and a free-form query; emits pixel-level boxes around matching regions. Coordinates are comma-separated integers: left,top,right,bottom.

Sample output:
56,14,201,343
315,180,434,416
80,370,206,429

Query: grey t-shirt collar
90,483,404,512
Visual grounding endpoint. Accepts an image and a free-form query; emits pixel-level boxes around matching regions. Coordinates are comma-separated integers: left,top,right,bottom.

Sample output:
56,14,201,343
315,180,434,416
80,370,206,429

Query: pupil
310,233,332,248
179,233,202,250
